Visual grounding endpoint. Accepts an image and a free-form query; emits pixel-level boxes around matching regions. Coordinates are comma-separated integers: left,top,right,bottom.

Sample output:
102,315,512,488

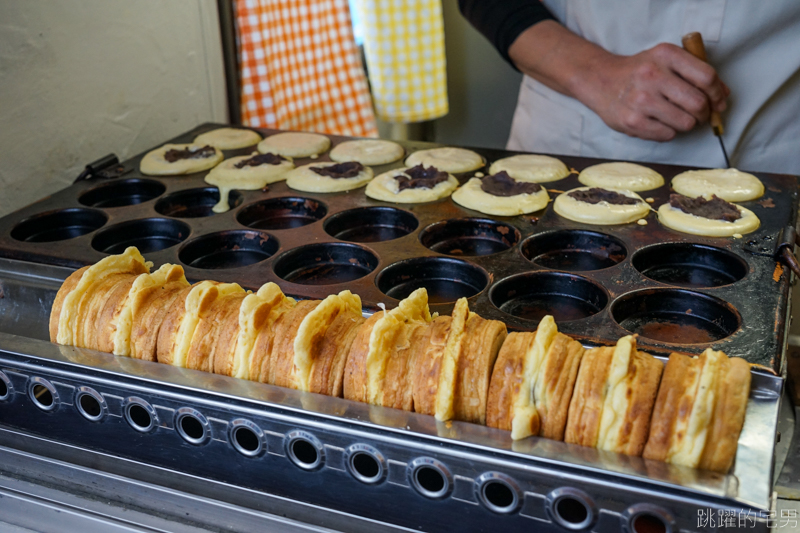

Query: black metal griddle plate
0,123,796,369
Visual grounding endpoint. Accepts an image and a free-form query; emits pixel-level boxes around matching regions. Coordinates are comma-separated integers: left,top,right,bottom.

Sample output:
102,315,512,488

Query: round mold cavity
0,371,13,401
237,197,327,230
419,218,520,257
475,472,521,514
632,243,747,288
345,444,387,485
175,407,210,446
622,504,675,533
546,487,597,531
285,430,325,471
324,207,418,243
92,218,190,255
179,230,279,270
154,187,243,218
407,458,453,500
273,243,378,285
123,397,158,433
376,257,489,303
79,178,166,208
490,272,608,323
28,377,58,412
521,229,627,271
611,288,740,344
229,419,265,457
75,386,107,422
11,208,107,243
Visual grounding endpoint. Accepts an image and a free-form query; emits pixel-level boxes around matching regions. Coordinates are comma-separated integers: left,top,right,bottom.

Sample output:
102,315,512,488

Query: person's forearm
509,20,612,107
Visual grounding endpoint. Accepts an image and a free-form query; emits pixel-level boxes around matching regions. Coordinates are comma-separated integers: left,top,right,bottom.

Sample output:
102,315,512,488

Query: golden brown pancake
643,349,751,472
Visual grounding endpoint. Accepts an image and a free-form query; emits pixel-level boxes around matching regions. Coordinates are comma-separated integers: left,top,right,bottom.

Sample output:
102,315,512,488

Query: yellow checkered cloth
356,0,449,123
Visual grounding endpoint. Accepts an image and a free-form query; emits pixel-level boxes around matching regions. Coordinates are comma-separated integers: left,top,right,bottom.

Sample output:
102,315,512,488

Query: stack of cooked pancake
50,247,751,473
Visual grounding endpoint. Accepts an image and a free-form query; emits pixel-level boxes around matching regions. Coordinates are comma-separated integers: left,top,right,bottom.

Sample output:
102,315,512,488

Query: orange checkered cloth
236,0,378,137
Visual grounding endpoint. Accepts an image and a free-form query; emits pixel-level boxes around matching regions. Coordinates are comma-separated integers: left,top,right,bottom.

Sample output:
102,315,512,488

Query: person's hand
578,43,730,141
509,21,730,142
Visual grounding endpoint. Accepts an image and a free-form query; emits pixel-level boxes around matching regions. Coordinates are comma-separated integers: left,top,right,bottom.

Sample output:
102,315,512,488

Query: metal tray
0,123,795,370
0,257,783,532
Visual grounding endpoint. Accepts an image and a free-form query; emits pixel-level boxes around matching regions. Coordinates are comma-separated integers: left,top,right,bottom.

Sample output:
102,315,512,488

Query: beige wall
0,0,227,217
433,0,523,149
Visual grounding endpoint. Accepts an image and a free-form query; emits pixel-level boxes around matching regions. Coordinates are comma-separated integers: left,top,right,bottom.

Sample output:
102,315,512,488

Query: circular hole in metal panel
632,513,669,533
179,230,279,270
273,243,378,285
621,504,675,533
238,197,327,230
11,208,107,243
632,243,747,288
345,444,386,484
91,218,191,255
79,178,166,208
490,271,608,324
175,408,208,445
352,453,380,479
285,431,325,471
0,372,12,401
408,458,452,500
475,473,521,514
324,206,418,243
230,420,263,457
611,288,740,344
155,187,243,218
124,398,157,433
28,378,58,412
376,257,489,304
419,218,520,257
521,229,627,271
75,387,106,422
547,488,596,531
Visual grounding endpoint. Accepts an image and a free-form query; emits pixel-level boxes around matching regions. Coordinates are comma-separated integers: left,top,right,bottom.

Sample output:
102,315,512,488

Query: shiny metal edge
0,330,781,508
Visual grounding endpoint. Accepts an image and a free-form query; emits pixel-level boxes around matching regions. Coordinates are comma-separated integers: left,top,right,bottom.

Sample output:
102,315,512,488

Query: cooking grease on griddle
310,161,364,179
479,171,542,197
568,187,642,205
164,145,217,163
234,153,287,168
669,194,742,222
395,165,449,191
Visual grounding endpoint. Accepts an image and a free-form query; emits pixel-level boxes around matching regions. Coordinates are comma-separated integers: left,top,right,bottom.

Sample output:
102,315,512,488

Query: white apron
507,0,800,175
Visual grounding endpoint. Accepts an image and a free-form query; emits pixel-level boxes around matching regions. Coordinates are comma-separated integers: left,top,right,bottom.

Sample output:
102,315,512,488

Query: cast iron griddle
0,123,796,370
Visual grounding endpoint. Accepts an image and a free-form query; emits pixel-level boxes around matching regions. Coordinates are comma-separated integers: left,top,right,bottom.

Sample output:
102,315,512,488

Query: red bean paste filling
480,171,542,197
568,187,641,205
164,145,216,163
311,161,364,179
395,165,450,191
669,193,741,222
234,153,287,168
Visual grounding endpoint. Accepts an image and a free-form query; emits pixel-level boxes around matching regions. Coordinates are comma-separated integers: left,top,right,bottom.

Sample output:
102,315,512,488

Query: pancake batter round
452,172,550,216
554,187,650,225
578,162,664,191
193,128,262,150
671,168,764,202
330,139,404,165
404,147,484,174
257,132,331,158
658,195,760,237
488,154,570,183
287,161,374,193
366,166,458,203
140,144,223,176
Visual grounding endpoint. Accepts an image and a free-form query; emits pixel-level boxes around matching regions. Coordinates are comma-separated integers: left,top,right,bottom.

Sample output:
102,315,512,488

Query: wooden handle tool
681,32,724,136
682,32,730,166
